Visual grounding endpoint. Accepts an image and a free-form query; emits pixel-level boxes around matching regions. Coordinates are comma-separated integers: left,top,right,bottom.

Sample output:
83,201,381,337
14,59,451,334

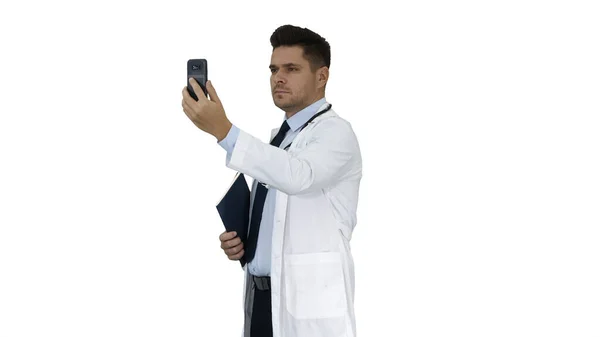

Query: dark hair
270,24,331,72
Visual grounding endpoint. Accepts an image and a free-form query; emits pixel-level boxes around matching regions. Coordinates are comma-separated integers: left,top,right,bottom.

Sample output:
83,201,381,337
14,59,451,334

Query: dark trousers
250,281,273,337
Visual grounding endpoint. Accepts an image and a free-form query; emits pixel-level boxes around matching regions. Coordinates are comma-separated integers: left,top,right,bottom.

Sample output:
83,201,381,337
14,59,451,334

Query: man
181,24,362,337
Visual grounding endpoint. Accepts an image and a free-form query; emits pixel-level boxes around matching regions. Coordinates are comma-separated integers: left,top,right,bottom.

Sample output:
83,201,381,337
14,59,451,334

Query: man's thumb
206,80,221,104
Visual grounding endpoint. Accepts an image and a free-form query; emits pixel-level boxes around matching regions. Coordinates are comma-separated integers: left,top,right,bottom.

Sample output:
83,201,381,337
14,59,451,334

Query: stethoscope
282,103,332,151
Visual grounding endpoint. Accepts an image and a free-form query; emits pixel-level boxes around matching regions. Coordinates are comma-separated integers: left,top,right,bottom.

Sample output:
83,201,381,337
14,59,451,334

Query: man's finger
182,86,196,106
188,77,208,101
226,242,244,255
220,236,240,249
219,231,228,241
229,249,245,260
219,231,237,242
222,237,241,249
182,99,195,120
206,80,221,104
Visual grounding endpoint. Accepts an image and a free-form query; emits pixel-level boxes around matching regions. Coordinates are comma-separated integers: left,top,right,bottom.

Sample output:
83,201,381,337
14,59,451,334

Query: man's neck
285,95,325,119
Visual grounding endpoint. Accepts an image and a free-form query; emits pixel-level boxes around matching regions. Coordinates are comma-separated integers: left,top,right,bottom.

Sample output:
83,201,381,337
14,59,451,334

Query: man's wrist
215,120,233,142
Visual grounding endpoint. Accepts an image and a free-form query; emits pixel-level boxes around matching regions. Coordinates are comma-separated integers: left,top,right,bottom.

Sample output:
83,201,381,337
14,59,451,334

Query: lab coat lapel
270,127,279,143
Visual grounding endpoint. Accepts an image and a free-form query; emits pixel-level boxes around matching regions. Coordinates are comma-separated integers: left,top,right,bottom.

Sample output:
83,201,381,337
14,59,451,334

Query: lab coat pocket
284,252,347,319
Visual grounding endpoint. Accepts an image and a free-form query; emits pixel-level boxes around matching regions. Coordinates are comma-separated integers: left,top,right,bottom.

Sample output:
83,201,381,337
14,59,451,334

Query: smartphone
187,59,208,101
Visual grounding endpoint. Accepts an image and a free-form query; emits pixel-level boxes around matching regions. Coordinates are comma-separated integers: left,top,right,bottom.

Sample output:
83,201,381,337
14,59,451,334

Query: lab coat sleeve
226,119,358,195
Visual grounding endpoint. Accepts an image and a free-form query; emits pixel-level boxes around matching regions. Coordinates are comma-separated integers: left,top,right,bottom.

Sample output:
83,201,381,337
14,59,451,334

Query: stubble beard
274,94,303,113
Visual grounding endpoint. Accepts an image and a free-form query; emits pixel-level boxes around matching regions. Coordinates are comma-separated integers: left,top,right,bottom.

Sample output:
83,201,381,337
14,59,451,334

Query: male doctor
181,24,362,337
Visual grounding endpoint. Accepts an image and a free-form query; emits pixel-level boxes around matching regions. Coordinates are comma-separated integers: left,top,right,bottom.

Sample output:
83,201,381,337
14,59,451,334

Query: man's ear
317,66,329,89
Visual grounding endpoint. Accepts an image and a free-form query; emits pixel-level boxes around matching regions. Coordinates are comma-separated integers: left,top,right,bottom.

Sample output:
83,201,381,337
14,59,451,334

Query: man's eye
289,68,297,71
270,69,277,73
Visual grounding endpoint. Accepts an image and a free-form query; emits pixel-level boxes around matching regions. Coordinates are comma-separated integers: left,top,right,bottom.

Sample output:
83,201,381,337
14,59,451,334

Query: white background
1,0,599,336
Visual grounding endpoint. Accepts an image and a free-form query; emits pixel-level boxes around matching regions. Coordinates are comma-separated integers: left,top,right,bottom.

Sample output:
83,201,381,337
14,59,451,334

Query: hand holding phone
187,59,208,101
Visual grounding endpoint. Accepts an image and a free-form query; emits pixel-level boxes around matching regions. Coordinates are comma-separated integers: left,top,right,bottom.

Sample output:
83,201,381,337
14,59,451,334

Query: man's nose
274,72,286,84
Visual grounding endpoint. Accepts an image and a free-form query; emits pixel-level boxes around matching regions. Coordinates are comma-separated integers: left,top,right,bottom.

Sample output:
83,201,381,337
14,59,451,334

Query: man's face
269,46,321,114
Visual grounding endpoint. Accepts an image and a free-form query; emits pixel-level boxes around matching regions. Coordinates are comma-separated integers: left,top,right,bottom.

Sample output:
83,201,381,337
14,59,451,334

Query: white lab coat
226,103,362,337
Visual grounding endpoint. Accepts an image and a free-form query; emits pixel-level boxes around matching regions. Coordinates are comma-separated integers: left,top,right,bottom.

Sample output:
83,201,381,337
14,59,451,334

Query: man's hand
182,79,232,142
219,231,245,261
